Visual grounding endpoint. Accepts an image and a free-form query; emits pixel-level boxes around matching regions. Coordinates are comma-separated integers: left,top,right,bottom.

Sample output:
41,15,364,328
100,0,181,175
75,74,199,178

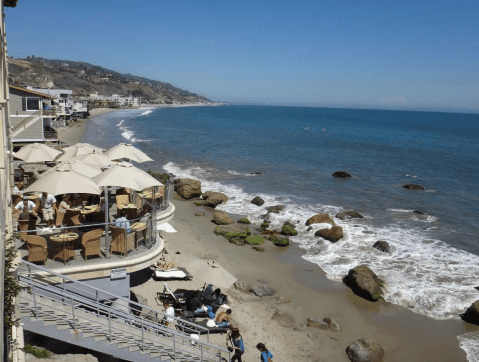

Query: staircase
11,110,42,138
17,261,230,362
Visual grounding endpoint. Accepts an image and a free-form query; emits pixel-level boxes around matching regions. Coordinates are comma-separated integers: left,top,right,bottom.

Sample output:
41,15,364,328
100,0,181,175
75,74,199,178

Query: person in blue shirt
256,343,273,362
114,210,132,233
228,329,245,362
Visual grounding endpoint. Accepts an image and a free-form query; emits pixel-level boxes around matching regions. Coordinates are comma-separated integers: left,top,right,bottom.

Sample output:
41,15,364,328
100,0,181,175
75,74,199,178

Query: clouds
379,95,407,104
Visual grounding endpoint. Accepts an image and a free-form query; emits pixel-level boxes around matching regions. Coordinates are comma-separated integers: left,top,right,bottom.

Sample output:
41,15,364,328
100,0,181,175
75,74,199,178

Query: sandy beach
66,108,476,362
127,195,472,362
57,108,120,146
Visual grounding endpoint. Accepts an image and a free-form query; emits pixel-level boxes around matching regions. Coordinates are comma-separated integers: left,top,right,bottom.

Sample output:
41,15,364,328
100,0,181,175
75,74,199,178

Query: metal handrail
19,292,227,362
17,261,211,341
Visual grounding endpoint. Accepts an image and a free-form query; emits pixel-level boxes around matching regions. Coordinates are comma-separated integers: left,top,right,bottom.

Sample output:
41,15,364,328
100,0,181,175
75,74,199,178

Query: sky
5,0,479,112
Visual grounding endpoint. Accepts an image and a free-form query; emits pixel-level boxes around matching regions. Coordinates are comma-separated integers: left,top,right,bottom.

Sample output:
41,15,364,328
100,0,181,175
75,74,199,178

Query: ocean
83,105,479,359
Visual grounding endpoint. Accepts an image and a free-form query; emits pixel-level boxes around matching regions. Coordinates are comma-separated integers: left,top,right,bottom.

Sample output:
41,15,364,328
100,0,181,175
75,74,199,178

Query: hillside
7,57,212,105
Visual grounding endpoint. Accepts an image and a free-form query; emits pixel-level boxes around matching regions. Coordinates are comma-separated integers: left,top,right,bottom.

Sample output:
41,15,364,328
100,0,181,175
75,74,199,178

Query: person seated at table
39,192,56,229
13,181,25,194
86,194,100,206
14,197,36,215
114,210,132,233
18,205,38,220
58,195,72,212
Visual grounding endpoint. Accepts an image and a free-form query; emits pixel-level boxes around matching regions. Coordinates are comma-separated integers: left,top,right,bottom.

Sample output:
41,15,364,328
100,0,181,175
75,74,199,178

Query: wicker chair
81,229,104,261
55,210,66,227
110,226,135,256
18,218,37,242
25,235,48,266
65,209,82,226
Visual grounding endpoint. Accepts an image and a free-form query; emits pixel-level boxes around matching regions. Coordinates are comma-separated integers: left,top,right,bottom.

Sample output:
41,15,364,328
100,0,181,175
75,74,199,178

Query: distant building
9,85,57,144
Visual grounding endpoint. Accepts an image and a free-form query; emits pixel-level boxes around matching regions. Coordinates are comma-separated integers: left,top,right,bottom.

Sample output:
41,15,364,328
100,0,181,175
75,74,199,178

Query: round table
50,233,79,265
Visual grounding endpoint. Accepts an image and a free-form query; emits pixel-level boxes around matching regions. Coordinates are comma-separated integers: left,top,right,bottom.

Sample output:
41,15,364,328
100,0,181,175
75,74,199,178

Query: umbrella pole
104,186,111,258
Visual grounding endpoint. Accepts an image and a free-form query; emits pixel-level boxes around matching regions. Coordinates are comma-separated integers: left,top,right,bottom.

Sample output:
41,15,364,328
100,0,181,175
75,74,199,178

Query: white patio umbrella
63,143,104,153
93,162,161,190
40,160,102,179
184,259,237,289
106,143,153,163
72,151,115,168
58,143,105,161
14,143,62,163
94,162,161,258
24,169,101,195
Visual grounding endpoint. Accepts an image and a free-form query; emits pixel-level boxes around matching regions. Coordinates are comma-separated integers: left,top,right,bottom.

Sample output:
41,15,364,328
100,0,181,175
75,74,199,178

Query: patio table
50,232,78,265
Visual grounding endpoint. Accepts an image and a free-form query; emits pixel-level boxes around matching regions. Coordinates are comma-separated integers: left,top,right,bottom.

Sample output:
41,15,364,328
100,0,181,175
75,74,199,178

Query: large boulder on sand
315,226,343,242
402,183,424,190
202,192,228,208
336,210,364,220
344,265,383,301
250,282,276,297
213,211,234,225
251,196,265,206
174,178,202,199
333,171,352,179
346,338,385,362
306,213,335,226
307,317,341,332
462,300,479,325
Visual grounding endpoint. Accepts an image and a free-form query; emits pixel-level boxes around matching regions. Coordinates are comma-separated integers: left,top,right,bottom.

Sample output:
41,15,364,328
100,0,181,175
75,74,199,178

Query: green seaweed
245,236,265,245
261,222,269,228
372,292,382,300
237,218,251,224
282,225,298,236
252,247,264,252
23,345,50,359
270,235,290,246
193,202,204,206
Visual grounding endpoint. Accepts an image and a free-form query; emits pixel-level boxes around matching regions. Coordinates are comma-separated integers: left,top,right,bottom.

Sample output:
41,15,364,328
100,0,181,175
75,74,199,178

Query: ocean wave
117,120,125,127
227,170,262,177
405,174,418,178
141,110,153,116
163,161,479,322
387,208,415,213
121,130,134,141
458,332,479,362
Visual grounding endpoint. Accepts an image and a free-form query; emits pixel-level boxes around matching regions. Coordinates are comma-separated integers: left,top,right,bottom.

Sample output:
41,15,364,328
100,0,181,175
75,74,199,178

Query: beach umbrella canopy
63,143,104,153
58,143,105,161
106,143,153,163
156,223,177,233
72,150,115,168
24,169,101,195
14,143,62,163
184,259,237,289
40,160,102,179
93,161,161,191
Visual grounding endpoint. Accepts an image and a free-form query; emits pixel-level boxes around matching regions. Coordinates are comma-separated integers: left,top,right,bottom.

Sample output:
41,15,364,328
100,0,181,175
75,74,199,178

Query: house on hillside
29,87,75,121
9,85,57,145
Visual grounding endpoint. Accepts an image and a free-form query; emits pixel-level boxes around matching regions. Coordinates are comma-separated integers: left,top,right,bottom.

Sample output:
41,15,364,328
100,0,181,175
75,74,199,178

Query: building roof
9,85,56,99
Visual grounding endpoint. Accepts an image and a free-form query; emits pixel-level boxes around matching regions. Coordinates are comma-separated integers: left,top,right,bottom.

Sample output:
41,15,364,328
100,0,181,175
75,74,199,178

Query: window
60,93,70,98
22,97,40,111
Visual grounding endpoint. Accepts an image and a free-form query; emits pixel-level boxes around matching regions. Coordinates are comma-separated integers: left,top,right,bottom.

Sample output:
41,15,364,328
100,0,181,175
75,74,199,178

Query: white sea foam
141,110,153,116
163,161,479,324
459,332,479,362
228,170,261,177
121,130,134,141
387,208,415,213
405,174,418,178
117,120,125,127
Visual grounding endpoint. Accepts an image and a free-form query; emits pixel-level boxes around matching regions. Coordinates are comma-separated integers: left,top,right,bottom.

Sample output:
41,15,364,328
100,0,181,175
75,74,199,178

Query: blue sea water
83,106,479,325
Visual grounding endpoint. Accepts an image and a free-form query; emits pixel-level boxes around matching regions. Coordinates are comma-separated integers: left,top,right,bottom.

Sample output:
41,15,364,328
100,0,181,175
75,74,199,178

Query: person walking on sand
227,328,244,362
256,343,274,362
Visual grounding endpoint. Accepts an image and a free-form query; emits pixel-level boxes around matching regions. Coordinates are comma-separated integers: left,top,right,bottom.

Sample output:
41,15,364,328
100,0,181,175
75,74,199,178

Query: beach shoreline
130,193,472,362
